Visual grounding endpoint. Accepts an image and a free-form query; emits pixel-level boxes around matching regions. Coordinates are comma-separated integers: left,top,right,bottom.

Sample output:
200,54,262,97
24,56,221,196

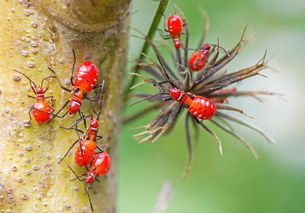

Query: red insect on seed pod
48,50,103,121
13,69,56,124
188,44,211,71
129,24,276,179
86,152,111,183
167,15,184,49
169,88,216,120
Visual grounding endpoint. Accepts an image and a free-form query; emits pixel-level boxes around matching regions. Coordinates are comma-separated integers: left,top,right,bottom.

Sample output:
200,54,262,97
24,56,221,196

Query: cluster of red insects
14,51,110,211
13,10,276,210
129,14,275,176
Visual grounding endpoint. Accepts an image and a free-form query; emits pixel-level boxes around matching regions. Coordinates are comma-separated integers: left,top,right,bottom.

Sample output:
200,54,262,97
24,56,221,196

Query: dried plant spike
128,8,276,178
211,119,259,159
217,111,275,144
199,123,224,156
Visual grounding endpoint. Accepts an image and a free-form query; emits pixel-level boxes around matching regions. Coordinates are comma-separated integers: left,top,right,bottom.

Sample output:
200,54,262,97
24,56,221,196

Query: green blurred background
118,0,305,212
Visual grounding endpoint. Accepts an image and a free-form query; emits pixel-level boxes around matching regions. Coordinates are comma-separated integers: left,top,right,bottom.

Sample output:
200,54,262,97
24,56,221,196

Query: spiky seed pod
128,15,280,177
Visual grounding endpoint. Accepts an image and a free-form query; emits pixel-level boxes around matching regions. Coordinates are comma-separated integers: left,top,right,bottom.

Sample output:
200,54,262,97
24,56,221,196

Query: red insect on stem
167,15,184,49
67,151,111,212
13,69,56,124
58,114,104,166
86,152,111,183
48,50,103,122
73,116,102,167
59,82,105,166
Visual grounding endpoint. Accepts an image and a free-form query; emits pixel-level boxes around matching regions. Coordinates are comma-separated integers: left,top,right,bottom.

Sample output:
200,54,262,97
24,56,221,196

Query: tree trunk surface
0,0,130,212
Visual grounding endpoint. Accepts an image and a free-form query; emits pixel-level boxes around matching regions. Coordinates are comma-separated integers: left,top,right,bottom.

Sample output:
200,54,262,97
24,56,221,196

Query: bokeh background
119,0,305,212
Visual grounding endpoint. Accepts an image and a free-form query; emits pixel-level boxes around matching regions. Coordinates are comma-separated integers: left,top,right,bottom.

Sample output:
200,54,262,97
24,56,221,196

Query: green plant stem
123,0,170,103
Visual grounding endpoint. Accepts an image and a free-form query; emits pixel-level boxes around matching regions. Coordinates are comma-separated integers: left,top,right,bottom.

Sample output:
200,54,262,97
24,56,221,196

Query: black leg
66,164,83,181
86,185,94,212
58,139,79,164
27,108,33,124
74,116,85,157
47,100,69,123
70,49,76,86
96,145,104,152
84,95,98,101
48,67,72,92
61,126,84,135
27,95,36,99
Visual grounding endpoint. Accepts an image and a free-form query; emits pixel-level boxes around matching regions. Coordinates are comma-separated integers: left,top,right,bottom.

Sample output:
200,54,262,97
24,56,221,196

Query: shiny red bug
59,116,103,166
86,152,111,183
14,70,55,124
169,88,217,120
188,44,211,71
48,50,102,121
167,15,184,48
67,151,111,212
161,14,184,49
74,117,100,166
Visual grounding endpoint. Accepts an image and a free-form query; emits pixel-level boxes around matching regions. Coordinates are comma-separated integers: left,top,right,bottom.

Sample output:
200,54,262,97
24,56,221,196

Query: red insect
67,151,111,212
209,88,237,104
74,117,100,166
188,44,211,71
59,116,102,166
167,15,184,49
14,70,55,124
169,88,217,120
68,61,99,114
86,152,111,183
49,50,102,120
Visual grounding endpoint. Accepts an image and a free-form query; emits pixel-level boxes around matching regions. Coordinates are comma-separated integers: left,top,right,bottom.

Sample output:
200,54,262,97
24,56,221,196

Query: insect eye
73,88,80,95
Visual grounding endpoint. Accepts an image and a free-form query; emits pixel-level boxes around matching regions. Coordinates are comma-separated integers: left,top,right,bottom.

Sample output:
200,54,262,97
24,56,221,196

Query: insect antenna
40,75,56,88
58,139,80,164
96,80,105,119
129,93,169,106
86,184,94,212
13,69,37,93
132,28,182,87
66,164,83,181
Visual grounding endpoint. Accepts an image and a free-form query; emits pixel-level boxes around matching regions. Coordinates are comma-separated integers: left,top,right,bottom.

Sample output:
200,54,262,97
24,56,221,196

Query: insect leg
48,67,72,92
58,139,80,164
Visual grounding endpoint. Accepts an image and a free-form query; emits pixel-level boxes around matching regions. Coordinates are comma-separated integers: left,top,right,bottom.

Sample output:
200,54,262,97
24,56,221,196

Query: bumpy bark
0,0,130,212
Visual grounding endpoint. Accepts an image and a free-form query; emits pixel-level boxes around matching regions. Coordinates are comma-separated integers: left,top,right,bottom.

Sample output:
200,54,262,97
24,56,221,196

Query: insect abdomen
187,96,216,120
74,61,99,93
